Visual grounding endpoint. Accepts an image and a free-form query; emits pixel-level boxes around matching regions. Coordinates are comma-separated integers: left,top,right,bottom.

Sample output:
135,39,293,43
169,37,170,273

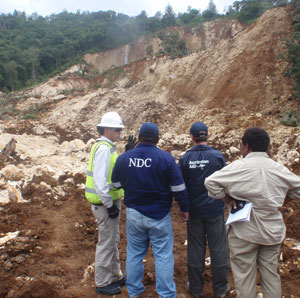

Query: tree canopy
0,0,290,92
284,0,300,99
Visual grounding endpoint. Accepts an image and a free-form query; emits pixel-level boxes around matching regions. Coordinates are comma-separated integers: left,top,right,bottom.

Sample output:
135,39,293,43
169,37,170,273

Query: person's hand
181,212,189,222
107,204,119,218
125,135,138,151
228,198,237,210
221,194,237,209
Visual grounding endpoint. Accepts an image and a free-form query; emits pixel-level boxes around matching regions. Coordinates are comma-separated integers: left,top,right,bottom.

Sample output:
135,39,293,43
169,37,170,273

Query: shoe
95,283,121,295
185,281,203,298
215,284,231,298
111,275,126,287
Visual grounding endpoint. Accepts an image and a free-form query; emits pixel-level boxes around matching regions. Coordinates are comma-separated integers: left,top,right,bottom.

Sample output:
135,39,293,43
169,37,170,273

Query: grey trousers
91,199,123,287
187,215,229,296
228,229,281,298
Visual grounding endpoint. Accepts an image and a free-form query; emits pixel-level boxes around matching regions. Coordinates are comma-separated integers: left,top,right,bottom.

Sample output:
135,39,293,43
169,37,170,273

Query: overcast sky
1,0,236,17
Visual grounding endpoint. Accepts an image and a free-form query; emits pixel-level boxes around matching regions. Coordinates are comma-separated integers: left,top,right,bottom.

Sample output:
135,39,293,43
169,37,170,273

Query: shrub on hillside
284,0,300,100
280,110,300,126
159,33,189,59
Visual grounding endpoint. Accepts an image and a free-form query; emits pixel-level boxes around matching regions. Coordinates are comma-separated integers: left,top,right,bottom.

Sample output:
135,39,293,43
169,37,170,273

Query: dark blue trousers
187,215,229,296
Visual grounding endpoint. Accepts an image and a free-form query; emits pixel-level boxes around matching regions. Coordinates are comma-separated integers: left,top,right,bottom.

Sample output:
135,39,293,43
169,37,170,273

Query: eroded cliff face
84,18,244,74
1,6,298,172
2,6,298,177
1,6,300,298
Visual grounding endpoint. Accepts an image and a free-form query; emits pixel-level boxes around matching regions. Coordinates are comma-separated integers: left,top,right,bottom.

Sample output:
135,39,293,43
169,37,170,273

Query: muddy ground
1,181,300,298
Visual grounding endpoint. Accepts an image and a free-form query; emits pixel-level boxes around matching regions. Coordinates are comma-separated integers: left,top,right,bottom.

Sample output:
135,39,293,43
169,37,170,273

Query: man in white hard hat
85,111,137,296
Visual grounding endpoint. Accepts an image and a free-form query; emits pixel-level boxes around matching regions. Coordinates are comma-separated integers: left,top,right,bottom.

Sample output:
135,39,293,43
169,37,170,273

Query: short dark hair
242,127,270,152
193,135,208,143
97,126,105,135
138,135,159,145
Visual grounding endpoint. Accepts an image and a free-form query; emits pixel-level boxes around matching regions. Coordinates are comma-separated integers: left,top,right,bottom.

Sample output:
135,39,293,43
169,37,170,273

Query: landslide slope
1,5,300,298
4,6,297,158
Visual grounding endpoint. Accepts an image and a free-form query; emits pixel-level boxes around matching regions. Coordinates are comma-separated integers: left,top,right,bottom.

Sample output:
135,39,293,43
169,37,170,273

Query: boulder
1,165,24,181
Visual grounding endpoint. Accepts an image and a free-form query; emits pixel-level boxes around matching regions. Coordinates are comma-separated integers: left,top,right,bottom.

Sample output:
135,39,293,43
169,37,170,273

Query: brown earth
1,187,300,298
1,5,300,298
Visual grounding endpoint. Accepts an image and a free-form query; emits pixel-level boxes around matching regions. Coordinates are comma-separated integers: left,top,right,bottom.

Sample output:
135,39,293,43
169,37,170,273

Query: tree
25,46,40,82
284,0,300,99
154,11,162,19
225,5,238,17
177,7,200,25
273,0,289,7
160,33,188,58
3,61,18,91
237,1,269,24
162,4,176,27
208,0,217,14
202,0,218,21
136,10,148,32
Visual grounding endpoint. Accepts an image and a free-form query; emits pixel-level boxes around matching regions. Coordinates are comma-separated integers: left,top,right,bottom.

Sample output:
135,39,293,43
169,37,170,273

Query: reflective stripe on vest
85,140,124,204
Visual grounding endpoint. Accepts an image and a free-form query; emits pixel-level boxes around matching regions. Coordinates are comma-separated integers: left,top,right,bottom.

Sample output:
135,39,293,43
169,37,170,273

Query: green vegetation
58,88,85,95
0,92,48,120
159,32,189,59
280,110,300,126
0,93,21,119
284,0,300,100
0,0,290,92
225,0,289,24
124,80,136,88
103,67,125,83
21,103,47,119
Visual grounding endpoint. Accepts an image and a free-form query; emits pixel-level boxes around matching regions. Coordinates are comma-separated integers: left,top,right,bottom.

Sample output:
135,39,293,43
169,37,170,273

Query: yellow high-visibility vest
85,140,123,204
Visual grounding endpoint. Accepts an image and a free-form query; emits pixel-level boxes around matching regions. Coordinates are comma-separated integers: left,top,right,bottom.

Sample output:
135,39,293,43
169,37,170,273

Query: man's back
205,151,300,244
111,122,189,298
112,143,188,220
179,144,225,218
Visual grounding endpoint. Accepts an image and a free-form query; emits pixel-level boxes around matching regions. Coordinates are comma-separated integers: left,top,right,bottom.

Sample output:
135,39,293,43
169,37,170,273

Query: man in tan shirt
205,127,300,298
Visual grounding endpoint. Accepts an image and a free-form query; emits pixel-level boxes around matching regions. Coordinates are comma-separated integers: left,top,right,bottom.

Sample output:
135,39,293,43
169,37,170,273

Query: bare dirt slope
1,5,300,298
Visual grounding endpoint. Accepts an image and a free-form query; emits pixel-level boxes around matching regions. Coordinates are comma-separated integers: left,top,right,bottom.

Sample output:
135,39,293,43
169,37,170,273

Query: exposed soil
1,189,300,298
1,5,300,298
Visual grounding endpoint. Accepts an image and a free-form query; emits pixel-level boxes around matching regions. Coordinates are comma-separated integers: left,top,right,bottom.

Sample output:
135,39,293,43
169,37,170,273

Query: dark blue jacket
179,144,225,218
111,143,189,220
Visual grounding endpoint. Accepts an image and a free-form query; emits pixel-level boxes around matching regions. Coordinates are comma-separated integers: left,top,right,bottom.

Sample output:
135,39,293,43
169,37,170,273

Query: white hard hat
96,112,125,128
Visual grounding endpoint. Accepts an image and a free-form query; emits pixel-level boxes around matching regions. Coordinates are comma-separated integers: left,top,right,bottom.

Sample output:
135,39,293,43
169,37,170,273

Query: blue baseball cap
190,122,208,137
139,122,159,139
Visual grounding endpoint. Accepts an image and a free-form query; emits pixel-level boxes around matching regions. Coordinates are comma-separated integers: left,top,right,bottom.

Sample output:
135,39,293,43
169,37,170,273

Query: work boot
185,281,203,298
111,275,126,287
215,284,231,298
95,283,121,295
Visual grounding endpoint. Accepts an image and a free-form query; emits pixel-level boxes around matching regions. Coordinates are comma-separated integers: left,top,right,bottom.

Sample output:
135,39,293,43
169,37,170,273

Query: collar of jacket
245,151,269,159
188,144,212,152
97,136,115,147
136,143,157,148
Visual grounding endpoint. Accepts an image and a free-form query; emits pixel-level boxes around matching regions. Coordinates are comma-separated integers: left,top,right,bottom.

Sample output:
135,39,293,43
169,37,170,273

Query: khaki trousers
91,199,123,287
228,229,281,298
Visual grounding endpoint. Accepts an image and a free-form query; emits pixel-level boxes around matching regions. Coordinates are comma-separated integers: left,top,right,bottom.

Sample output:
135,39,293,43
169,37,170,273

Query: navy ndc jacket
111,143,189,220
178,144,226,219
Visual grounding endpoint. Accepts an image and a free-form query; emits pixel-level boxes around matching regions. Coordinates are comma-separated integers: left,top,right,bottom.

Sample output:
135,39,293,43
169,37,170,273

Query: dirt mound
1,5,300,298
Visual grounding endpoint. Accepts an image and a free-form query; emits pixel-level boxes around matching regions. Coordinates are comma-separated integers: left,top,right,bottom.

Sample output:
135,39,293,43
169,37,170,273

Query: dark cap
139,122,159,139
190,122,208,137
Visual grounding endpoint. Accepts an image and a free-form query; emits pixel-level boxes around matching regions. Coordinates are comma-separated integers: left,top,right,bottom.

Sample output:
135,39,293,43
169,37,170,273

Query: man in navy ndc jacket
179,122,230,298
112,122,189,298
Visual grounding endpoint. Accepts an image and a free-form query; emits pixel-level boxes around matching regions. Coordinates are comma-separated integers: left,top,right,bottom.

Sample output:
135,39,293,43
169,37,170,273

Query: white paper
226,202,252,225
